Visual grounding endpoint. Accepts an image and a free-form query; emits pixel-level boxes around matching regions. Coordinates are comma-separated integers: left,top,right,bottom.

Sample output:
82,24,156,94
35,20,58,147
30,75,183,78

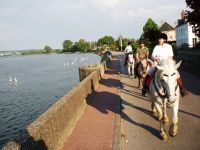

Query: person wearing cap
134,40,149,77
124,41,133,66
136,40,149,61
142,33,188,97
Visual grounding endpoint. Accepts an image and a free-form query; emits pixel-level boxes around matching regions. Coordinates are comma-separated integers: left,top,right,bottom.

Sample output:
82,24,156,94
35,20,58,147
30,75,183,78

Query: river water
0,53,101,148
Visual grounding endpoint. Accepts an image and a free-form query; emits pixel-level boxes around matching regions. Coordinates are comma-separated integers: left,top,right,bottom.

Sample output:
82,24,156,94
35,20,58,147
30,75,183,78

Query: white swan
14,78,17,83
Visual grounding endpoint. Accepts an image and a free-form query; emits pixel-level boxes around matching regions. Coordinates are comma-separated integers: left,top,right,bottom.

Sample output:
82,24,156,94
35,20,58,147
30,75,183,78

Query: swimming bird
14,78,17,83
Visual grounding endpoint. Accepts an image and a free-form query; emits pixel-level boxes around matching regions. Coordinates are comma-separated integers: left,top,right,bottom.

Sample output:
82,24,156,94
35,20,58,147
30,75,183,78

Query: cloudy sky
0,0,187,50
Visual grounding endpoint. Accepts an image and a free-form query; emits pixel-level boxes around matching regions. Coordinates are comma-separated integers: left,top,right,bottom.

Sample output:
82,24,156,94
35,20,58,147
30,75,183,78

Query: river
0,53,101,148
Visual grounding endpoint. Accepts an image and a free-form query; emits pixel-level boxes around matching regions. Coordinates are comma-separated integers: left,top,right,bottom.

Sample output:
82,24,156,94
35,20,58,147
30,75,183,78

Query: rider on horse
135,40,149,77
124,42,133,66
142,33,188,97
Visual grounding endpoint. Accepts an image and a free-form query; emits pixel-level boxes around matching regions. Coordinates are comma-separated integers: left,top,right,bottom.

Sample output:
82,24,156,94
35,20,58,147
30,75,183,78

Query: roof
176,19,188,28
160,22,175,31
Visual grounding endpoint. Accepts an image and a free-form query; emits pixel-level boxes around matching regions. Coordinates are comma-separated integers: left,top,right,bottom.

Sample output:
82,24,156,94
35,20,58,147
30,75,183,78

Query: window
193,38,197,46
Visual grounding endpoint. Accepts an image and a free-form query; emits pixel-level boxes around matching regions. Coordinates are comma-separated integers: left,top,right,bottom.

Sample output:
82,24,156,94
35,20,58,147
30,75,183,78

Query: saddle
146,67,158,89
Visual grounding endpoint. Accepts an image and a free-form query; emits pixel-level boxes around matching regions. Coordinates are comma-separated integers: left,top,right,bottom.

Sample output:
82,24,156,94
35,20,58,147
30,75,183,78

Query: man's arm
146,48,149,58
135,48,139,61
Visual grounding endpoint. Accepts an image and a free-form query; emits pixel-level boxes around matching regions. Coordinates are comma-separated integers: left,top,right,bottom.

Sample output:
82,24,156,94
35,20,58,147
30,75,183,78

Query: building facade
176,10,199,48
160,22,176,42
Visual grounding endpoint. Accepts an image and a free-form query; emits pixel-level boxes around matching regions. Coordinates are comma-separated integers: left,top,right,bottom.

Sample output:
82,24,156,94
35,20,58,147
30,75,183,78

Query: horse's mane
159,59,176,69
157,58,180,78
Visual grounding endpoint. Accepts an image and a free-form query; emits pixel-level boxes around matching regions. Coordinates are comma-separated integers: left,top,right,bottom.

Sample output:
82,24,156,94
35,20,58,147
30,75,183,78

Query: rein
153,77,167,99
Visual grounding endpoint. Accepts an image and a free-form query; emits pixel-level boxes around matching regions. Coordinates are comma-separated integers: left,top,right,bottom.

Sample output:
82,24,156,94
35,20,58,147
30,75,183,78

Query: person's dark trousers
177,78,189,97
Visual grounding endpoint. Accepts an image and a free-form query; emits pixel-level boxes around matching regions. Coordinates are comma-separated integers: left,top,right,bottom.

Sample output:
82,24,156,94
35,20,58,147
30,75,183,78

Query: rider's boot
177,78,189,97
142,74,151,96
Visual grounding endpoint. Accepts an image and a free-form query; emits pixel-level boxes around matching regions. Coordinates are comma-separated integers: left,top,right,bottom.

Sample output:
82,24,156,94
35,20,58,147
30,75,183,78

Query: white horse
127,53,135,77
149,59,182,141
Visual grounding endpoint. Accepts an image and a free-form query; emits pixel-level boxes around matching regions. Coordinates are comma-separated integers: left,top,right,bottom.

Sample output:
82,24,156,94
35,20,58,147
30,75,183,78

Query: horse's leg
154,102,162,120
160,101,168,141
127,66,130,77
169,101,179,137
163,100,169,124
160,119,168,141
131,66,133,76
138,77,140,88
151,101,157,117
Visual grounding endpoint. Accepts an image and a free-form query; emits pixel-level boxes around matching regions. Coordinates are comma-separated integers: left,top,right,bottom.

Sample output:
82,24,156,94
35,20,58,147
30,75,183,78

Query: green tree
63,40,73,52
143,18,159,32
142,18,161,50
97,36,115,48
71,39,90,52
186,0,200,38
44,45,53,54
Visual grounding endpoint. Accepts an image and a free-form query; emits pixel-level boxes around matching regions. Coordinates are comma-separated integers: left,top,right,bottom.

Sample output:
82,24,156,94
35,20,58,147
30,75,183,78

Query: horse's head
157,59,182,103
141,59,153,74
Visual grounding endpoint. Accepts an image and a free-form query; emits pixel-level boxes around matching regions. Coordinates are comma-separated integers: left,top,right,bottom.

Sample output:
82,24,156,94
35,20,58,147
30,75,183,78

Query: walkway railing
178,51,200,66
177,51,200,76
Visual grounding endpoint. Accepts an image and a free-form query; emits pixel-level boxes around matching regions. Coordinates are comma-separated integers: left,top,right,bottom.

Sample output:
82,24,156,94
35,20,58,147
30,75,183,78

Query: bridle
153,72,179,104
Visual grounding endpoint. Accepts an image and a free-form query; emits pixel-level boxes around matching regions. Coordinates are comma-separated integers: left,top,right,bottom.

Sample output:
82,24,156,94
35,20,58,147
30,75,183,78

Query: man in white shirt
124,42,133,66
142,33,188,97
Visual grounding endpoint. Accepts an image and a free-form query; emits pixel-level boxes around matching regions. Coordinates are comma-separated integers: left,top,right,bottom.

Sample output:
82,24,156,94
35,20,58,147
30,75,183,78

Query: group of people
124,33,188,97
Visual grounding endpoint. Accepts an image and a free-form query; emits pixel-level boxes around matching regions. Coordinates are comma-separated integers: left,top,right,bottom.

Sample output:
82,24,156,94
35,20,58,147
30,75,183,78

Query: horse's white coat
149,59,181,140
127,54,135,76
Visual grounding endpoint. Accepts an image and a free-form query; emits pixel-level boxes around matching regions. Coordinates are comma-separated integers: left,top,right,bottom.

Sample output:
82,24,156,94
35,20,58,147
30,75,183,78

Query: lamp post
119,35,123,51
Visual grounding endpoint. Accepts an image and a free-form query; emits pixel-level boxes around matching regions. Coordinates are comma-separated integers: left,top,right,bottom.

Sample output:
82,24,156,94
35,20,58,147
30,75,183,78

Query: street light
119,35,123,51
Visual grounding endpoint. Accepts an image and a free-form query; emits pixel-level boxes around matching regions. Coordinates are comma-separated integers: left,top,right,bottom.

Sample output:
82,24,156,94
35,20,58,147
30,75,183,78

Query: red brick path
61,57,121,150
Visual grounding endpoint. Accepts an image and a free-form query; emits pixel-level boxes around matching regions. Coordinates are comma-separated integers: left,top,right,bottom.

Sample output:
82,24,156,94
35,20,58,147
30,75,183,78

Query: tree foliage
97,36,115,47
44,45,53,54
142,18,161,49
63,40,73,52
186,0,200,38
143,18,159,32
71,39,90,52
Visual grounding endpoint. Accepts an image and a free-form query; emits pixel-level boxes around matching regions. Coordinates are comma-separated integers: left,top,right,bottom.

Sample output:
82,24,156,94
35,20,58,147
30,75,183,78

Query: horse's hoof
169,125,178,137
160,131,168,141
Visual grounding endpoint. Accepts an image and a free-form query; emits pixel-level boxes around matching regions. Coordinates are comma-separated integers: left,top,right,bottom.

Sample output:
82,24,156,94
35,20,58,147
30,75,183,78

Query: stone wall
2,52,111,150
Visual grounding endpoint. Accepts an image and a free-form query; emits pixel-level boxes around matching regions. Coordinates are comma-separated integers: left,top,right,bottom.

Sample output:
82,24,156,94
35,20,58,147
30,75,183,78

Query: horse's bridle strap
153,77,167,99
